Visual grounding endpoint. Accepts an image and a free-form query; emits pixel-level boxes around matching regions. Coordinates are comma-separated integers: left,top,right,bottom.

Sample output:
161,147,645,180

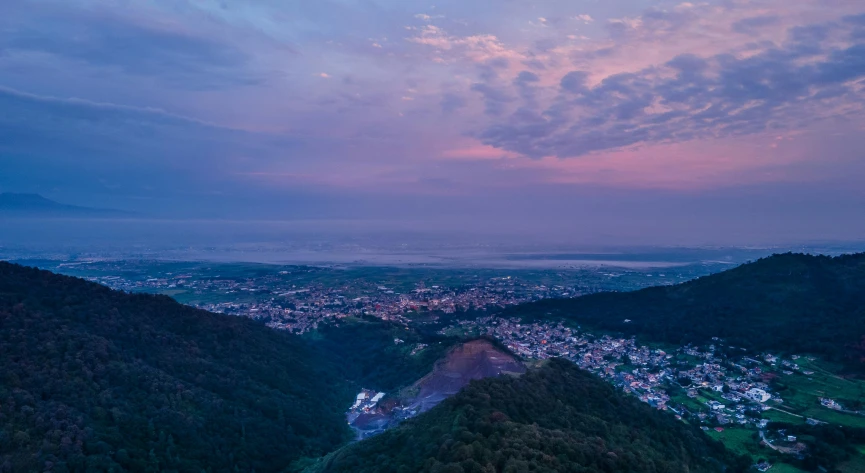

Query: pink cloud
439,143,520,160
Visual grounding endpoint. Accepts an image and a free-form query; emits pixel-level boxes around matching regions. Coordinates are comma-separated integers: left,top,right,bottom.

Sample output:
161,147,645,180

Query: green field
788,359,865,402
762,408,805,424
802,407,865,428
772,359,865,428
706,427,763,456
769,463,809,473
677,396,707,412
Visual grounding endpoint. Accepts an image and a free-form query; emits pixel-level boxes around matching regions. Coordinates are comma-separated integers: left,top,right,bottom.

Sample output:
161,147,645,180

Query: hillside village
442,316,861,438
25,258,865,471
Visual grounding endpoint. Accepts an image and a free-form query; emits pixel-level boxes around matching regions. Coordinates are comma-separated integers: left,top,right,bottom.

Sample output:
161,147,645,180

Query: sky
2,0,865,245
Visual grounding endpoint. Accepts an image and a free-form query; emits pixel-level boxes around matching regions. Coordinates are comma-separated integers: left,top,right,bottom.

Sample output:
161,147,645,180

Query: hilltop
0,262,480,471
500,252,865,371
406,339,525,413
0,261,356,471
303,359,748,473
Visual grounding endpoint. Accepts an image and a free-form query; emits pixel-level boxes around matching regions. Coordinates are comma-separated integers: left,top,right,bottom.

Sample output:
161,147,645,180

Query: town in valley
12,256,865,472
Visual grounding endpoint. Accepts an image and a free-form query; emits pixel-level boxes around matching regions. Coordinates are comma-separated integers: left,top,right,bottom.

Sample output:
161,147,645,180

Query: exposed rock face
348,339,525,439
409,339,525,413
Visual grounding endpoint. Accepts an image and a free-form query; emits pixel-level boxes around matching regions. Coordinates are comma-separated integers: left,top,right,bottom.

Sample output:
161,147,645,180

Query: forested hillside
0,262,356,472
502,253,865,371
9,253,858,472
305,359,748,473
307,316,458,393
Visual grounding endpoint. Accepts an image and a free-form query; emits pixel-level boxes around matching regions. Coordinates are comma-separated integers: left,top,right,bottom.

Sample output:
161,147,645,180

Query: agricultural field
769,463,809,473
762,408,805,424
706,428,763,457
772,358,865,427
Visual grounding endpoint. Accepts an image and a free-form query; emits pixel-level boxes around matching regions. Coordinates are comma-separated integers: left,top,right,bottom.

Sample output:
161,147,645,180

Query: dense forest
766,422,865,471
8,254,858,472
304,358,749,473
502,253,865,371
306,316,458,393
0,262,414,472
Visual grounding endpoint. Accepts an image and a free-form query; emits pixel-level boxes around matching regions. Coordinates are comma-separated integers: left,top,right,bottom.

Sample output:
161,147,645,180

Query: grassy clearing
763,408,805,424
801,407,865,428
785,359,865,403
770,359,865,428
706,427,762,457
838,452,865,473
671,394,706,412
769,463,809,473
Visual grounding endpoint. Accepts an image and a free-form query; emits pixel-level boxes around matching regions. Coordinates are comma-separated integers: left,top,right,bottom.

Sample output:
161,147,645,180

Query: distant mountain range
0,192,129,217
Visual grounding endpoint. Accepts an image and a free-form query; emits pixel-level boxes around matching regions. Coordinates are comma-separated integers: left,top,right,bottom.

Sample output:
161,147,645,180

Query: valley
2,252,865,472
347,339,525,439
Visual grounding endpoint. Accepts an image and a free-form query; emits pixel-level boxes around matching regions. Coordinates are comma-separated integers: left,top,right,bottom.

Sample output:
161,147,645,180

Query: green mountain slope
304,359,748,473
500,253,865,371
0,262,355,472
306,316,458,393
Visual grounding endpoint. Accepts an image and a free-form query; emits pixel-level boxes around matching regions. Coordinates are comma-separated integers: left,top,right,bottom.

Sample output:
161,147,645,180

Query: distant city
22,257,735,333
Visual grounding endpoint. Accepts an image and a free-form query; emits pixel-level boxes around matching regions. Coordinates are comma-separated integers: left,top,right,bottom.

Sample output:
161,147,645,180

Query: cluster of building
345,389,391,439
449,317,682,409
79,268,597,333
442,316,816,432
184,279,586,333
59,259,714,335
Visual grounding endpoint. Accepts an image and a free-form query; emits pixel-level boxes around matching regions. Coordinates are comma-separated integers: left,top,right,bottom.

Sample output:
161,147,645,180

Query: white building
745,388,771,403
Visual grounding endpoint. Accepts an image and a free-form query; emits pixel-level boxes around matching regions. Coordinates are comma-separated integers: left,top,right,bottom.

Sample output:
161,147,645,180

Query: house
745,388,772,403
820,398,842,410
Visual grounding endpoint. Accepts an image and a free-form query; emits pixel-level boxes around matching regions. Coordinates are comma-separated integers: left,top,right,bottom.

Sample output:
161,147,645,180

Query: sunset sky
2,0,865,244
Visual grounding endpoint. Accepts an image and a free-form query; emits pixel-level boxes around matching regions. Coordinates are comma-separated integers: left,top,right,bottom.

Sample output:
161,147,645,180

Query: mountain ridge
3,253,864,471
0,261,355,471
0,192,130,216
500,252,865,372
302,358,747,473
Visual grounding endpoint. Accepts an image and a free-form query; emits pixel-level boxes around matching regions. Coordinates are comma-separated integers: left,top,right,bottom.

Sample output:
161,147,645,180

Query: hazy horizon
3,0,865,247
2,216,864,270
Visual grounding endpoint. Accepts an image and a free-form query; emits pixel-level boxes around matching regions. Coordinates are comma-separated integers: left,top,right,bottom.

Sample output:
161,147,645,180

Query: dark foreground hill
0,262,355,472
303,359,748,473
501,253,865,371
